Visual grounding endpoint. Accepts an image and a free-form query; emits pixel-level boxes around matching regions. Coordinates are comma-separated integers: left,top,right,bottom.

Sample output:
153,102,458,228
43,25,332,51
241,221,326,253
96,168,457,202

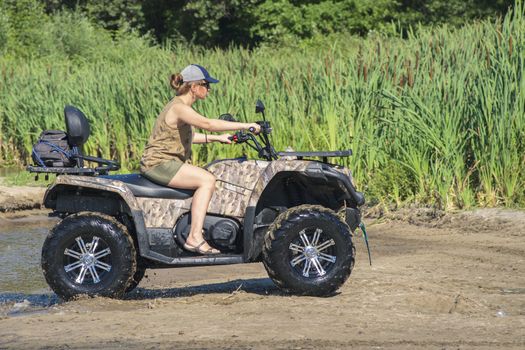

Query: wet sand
1,208,524,349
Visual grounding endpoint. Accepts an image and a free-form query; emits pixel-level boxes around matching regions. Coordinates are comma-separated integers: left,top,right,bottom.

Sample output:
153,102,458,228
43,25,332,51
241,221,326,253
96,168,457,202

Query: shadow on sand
0,277,283,314
125,277,282,300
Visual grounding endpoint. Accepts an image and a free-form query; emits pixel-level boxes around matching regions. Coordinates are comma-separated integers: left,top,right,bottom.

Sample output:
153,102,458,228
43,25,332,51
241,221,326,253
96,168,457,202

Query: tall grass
0,2,524,209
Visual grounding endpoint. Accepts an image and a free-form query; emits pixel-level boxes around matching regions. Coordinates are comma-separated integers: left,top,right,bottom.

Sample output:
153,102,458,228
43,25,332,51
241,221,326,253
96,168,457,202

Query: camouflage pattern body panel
205,159,269,219
245,159,356,208
226,159,355,209
47,175,187,228
246,159,311,207
47,159,354,229
139,160,269,228
138,159,310,228
137,184,253,228
46,175,140,211
137,197,189,227
206,181,251,218
206,159,269,189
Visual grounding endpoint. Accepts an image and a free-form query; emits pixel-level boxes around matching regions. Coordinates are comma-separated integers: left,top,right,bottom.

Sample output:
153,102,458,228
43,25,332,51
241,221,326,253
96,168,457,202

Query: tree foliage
148,0,514,46
1,0,49,56
397,0,514,26
137,0,513,46
0,0,148,59
0,0,515,54
252,0,399,42
41,0,144,31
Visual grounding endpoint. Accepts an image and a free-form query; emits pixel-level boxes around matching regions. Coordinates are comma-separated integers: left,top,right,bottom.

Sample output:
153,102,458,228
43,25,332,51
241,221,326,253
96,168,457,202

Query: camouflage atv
29,100,366,300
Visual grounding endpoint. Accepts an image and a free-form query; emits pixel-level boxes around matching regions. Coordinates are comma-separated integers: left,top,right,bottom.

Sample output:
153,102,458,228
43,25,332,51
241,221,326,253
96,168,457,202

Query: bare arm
193,132,232,144
167,103,260,133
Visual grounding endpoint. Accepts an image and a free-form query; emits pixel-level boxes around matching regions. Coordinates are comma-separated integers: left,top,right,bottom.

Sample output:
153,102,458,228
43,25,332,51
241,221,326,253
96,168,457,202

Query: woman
140,64,260,255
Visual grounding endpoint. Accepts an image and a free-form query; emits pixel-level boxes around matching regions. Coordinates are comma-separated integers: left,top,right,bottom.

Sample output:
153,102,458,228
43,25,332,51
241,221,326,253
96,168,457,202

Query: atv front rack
278,149,352,162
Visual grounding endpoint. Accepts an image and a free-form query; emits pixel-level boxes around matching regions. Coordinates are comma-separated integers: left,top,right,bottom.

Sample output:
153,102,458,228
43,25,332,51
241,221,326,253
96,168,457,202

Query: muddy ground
0,203,524,349
0,185,46,213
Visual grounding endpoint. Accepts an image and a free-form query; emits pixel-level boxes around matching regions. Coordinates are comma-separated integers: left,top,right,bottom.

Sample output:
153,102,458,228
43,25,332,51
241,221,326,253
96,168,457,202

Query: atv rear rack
27,165,111,177
27,155,119,177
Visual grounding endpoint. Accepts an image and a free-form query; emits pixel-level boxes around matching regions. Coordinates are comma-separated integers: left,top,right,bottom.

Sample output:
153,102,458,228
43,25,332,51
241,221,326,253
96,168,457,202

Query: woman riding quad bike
28,67,367,300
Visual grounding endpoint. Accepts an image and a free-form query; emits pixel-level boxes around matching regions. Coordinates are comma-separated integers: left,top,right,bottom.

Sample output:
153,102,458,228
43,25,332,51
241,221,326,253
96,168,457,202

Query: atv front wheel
263,205,355,296
41,212,137,300
125,265,146,293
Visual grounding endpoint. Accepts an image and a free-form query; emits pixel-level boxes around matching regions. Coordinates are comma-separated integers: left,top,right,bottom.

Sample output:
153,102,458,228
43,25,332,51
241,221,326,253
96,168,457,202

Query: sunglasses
196,82,210,90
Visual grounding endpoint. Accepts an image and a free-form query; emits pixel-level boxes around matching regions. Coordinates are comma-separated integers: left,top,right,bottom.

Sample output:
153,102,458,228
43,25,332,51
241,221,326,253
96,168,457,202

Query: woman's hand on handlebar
245,123,261,134
216,133,233,144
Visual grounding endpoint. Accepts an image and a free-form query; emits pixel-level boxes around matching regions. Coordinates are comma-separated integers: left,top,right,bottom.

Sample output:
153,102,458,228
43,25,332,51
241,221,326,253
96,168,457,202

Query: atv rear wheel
263,205,355,296
41,212,137,300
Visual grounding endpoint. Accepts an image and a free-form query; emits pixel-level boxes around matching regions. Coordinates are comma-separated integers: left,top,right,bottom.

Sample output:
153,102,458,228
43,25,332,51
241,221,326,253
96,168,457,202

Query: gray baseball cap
180,64,219,83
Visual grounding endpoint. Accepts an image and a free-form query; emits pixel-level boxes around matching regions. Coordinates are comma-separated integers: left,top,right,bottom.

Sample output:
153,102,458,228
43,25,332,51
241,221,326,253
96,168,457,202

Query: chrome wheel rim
63,236,112,285
289,227,337,278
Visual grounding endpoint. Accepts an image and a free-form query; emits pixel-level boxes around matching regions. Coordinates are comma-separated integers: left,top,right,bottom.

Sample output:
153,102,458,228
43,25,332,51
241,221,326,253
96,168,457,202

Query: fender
44,175,141,211
247,159,311,207
305,162,365,206
43,175,153,260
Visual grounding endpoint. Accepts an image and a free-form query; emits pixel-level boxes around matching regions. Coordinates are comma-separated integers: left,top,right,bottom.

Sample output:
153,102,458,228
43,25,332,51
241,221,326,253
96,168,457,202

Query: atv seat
102,174,194,200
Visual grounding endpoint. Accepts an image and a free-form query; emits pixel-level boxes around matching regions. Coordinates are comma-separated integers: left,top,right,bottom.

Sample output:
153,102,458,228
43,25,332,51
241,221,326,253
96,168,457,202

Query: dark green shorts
141,160,184,186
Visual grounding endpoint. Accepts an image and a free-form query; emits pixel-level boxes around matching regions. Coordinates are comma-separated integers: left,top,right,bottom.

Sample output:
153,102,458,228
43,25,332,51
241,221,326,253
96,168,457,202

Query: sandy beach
0,195,523,349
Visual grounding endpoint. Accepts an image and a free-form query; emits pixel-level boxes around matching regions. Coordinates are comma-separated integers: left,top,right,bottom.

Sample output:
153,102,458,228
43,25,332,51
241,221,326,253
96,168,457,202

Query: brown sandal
183,240,220,255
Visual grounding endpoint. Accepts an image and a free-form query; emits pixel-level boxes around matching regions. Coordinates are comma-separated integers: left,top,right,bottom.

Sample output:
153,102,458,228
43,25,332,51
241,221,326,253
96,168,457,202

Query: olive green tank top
140,97,194,172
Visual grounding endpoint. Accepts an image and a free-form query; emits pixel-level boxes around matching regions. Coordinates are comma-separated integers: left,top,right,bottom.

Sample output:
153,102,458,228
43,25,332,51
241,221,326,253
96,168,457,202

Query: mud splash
0,214,58,317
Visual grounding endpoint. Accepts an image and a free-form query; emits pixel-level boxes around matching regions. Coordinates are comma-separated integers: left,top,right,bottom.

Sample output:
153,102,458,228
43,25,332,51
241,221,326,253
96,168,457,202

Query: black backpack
31,130,74,167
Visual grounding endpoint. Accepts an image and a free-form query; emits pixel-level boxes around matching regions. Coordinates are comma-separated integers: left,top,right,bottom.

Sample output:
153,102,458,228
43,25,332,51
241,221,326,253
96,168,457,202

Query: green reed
0,1,524,209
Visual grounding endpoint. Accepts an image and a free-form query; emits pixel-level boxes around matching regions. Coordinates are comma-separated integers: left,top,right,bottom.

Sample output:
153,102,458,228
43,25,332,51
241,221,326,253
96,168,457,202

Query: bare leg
167,164,218,253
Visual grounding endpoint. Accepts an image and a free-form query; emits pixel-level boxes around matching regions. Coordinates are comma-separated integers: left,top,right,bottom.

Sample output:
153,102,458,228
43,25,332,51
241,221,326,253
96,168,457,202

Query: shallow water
0,215,59,314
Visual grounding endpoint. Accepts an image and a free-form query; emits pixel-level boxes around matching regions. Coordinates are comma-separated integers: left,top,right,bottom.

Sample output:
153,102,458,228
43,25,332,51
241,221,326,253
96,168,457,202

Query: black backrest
64,105,90,148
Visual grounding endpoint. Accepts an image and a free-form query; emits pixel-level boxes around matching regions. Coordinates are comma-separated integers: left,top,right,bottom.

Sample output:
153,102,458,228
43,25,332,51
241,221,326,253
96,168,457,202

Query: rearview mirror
255,100,265,114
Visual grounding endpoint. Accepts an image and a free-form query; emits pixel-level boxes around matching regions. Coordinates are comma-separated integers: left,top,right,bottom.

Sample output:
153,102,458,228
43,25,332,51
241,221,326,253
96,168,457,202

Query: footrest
169,254,243,266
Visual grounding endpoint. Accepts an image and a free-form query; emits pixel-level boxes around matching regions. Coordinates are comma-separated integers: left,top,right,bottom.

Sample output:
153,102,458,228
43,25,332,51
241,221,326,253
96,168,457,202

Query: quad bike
28,100,368,300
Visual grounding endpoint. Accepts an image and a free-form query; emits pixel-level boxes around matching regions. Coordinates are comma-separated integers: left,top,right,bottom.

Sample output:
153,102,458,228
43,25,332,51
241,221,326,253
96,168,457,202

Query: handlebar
228,126,258,143
220,107,277,161
226,128,277,160
228,131,251,143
